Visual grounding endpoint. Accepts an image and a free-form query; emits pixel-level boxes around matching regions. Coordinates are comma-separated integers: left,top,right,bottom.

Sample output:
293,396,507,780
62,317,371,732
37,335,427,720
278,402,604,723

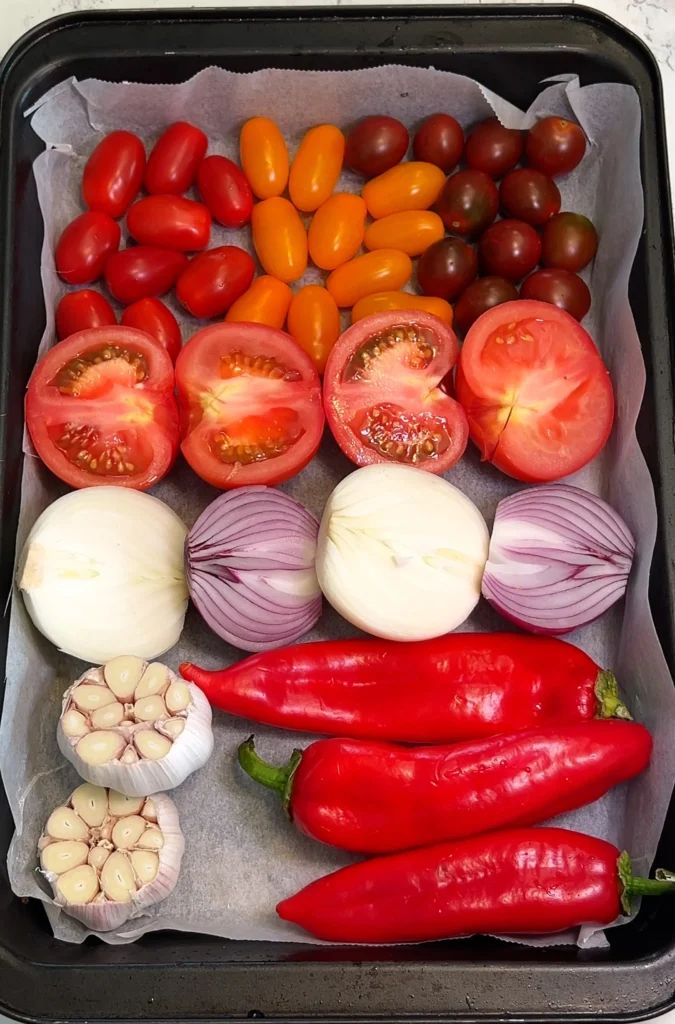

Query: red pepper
276,827,675,943
239,721,651,854
181,633,629,743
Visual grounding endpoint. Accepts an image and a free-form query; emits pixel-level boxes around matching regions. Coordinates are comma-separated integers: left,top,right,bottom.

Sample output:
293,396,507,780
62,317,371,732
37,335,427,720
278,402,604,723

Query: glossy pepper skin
239,721,651,854
277,827,675,943
180,633,630,743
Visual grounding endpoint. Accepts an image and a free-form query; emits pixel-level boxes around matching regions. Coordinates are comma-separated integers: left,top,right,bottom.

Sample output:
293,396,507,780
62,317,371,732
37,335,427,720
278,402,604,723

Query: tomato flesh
26,326,179,490
323,311,468,473
175,322,324,488
456,299,614,482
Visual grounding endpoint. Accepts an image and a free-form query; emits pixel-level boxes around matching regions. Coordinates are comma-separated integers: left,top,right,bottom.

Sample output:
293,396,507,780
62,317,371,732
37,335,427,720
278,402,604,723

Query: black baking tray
0,5,674,1022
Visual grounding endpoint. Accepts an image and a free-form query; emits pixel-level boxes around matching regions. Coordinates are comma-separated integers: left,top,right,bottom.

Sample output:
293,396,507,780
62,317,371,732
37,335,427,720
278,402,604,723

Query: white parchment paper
1,66,674,948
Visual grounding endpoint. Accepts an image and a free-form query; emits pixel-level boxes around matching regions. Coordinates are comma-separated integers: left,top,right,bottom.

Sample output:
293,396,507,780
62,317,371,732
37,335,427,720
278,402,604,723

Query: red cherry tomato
453,277,518,336
175,246,255,319
55,212,121,285
144,121,208,194
456,299,613,482
499,168,561,226
82,131,145,219
323,310,468,473
413,114,464,172
175,322,324,488
525,117,586,176
479,220,542,281
121,298,182,362
104,247,187,305
55,290,116,340
541,212,598,272
465,118,523,179
417,237,478,301
197,155,253,229
26,326,179,490
520,268,591,321
436,170,499,236
345,116,409,179
126,195,211,251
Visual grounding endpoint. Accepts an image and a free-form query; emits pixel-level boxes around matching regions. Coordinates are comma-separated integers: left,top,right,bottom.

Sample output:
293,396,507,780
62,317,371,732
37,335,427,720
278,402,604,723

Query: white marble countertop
0,1,673,1022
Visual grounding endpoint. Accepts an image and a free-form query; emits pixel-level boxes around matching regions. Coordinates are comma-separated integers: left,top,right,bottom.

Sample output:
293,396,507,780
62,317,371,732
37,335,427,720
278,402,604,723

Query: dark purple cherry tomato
454,277,519,335
55,289,116,340
520,268,591,321
436,170,498,237
145,121,208,194
479,219,542,281
82,131,145,219
121,297,182,362
541,212,598,272
465,118,523,179
499,168,561,226
525,117,586,176
104,247,187,305
127,195,211,251
417,237,478,301
345,116,409,179
175,246,255,319
413,114,464,172
55,212,121,285
197,155,254,228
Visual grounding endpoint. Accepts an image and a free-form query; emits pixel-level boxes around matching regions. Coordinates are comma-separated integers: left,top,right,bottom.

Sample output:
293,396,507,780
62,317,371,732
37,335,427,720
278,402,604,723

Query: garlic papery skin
38,784,185,932
316,464,489,641
18,487,188,664
57,657,213,797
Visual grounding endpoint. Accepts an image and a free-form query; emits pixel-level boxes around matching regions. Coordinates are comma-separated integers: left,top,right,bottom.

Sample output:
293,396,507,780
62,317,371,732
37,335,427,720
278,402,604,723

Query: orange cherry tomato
287,285,340,373
308,193,367,271
240,117,289,200
362,162,446,219
327,249,412,308
351,291,454,325
225,275,293,329
251,197,308,283
289,124,345,213
363,210,445,257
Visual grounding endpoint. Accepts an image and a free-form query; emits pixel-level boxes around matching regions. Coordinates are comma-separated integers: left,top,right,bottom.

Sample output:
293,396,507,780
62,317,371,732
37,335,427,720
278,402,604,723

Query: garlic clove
76,730,126,766
158,718,185,740
165,681,191,713
41,840,89,875
136,826,164,850
61,709,89,738
90,702,125,729
133,695,167,723
134,730,172,761
71,684,117,713
100,851,137,903
88,846,111,870
70,783,108,827
141,799,157,822
120,746,140,765
130,850,159,885
111,815,146,850
46,806,89,842
134,662,170,700
104,656,146,702
108,791,144,817
56,865,99,905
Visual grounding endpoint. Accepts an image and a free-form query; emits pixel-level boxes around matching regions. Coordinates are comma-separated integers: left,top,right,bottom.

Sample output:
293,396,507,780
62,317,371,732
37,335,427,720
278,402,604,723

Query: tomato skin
362,162,446,219
104,247,187,305
363,211,444,257
499,168,561,226
225,276,293,329
520,268,591,321
82,131,145,219
308,193,367,271
465,118,523,179
55,290,116,340
251,198,308,284
327,249,412,308
436,170,499,237
144,121,208,194
176,246,255,319
456,299,613,482
541,212,598,272
287,285,340,373
345,116,409,179
289,124,345,213
126,195,211,251
55,212,121,285
351,292,453,326
25,326,179,490
479,220,542,281
240,117,289,200
454,277,518,335
413,114,464,172
525,117,586,176
121,298,182,362
175,322,324,489
197,155,253,229
418,237,478,301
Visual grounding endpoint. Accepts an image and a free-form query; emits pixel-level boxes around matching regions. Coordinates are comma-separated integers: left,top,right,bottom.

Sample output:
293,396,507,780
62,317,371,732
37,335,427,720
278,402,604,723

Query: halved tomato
26,326,179,490
456,299,614,482
322,311,468,473
174,323,324,488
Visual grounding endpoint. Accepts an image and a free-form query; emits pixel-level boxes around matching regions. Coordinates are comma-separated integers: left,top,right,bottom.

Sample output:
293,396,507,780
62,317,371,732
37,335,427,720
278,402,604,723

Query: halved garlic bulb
38,784,184,931
57,657,213,797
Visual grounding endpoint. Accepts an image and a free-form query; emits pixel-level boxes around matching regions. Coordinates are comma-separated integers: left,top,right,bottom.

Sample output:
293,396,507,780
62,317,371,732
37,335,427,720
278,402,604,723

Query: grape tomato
82,131,145,219
251,198,308,284
55,212,121,285
55,290,116,340
412,114,464,172
175,246,255,319
417,237,478,301
144,121,208,195
126,195,211,251
465,118,523,178
104,247,187,305
344,116,409,179
197,155,254,229
363,210,445,257
436,170,499,236
499,168,561,226
351,292,454,326
289,124,345,213
226,276,293,330
520,268,591,321
121,298,183,362
479,220,541,281
287,285,340,373
327,249,412,308
362,162,446,219
240,117,289,200
453,277,518,336
308,193,367,271
525,117,586,176
541,212,598,272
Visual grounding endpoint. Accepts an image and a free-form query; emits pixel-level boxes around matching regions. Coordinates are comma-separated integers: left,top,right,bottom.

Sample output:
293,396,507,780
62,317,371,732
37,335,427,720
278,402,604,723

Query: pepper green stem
238,735,302,817
617,851,675,914
595,670,632,720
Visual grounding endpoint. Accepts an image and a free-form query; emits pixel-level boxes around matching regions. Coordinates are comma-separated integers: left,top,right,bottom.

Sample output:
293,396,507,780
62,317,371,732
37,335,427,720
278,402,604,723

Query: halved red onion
186,488,322,652
481,484,635,634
